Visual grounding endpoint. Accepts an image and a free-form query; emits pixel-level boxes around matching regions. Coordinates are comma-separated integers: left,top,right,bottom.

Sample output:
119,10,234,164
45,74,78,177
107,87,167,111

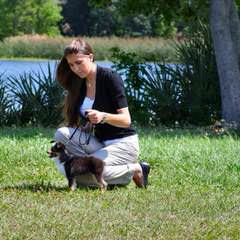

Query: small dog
47,141,107,191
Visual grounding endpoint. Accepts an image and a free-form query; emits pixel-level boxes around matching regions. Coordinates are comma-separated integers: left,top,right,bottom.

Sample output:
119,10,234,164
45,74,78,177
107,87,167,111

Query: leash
69,126,79,141
79,123,95,145
69,122,95,146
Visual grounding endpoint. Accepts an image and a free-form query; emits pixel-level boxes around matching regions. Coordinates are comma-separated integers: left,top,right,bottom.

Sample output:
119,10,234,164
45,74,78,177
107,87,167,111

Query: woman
54,38,150,188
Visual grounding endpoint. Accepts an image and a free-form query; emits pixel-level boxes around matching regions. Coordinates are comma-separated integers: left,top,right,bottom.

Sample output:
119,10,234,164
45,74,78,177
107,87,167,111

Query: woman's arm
86,107,131,128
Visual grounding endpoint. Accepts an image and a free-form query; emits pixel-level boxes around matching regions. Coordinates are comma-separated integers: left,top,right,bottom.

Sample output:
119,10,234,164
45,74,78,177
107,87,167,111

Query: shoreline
0,57,55,61
0,57,112,61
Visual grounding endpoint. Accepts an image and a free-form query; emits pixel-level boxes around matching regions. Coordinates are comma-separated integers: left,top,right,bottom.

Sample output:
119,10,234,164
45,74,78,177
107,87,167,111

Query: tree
61,0,90,36
92,0,240,125
0,0,62,39
210,0,240,124
34,0,62,36
60,0,174,37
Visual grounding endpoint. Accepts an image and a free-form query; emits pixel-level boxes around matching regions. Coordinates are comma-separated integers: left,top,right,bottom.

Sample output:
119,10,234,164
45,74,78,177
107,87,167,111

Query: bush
111,22,221,126
175,22,221,125
140,63,183,125
0,74,12,126
6,63,64,127
111,48,150,125
112,48,182,125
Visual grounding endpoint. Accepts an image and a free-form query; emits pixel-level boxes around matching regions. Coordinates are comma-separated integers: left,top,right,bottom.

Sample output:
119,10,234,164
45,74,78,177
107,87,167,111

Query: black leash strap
78,123,94,145
68,123,94,146
69,126,79,141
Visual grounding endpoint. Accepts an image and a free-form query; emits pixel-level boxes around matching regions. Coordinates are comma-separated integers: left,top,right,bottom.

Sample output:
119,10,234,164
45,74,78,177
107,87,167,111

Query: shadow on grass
0,182,126,193
0,182,67,193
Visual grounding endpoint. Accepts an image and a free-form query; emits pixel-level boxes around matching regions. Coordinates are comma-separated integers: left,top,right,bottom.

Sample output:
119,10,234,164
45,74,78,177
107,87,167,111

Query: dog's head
47,141,66,158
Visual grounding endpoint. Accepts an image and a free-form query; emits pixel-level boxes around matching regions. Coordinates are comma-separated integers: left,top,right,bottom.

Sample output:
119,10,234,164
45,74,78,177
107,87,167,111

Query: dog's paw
70,185,77,191
69,178,77,191
100,180,108,193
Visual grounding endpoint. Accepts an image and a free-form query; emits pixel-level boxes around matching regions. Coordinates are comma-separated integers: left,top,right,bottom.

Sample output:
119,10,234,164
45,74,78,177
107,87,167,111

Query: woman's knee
54,126,71,143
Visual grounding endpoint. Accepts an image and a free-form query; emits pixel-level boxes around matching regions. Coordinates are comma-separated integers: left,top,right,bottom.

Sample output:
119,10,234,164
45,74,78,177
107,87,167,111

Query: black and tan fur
47,141,107,191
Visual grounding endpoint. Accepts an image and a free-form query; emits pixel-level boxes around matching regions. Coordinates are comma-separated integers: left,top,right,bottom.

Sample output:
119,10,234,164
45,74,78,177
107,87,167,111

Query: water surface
0,59,113,80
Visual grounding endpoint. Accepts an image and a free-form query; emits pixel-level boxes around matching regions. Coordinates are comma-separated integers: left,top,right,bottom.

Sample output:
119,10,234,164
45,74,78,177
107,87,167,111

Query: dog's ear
50,140,55,143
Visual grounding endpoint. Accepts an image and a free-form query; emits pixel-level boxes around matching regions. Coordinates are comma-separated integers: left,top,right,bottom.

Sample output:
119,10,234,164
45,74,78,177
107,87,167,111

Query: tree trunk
229,0,240,65
210,0,240,125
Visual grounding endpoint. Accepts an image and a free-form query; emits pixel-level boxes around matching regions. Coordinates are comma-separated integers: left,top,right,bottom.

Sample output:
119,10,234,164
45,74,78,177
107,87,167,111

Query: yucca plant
175,21,221,125
141,63,183,125
0,74,12,126
112,47,183,125
109,25,221,127
7,63,64,127
33,62,64,127
111,47,151,125
7,73,43,125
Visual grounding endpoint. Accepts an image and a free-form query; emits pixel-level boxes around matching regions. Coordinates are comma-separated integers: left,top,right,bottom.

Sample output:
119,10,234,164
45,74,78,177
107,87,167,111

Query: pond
0,59,113,80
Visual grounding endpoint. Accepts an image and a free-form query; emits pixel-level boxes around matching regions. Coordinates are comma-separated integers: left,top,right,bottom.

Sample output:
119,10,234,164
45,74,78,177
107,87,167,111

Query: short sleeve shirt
79,65,136,141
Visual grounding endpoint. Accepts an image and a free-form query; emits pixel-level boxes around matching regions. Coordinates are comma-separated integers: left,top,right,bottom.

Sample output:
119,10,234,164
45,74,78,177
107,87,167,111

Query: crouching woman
54,38,150,188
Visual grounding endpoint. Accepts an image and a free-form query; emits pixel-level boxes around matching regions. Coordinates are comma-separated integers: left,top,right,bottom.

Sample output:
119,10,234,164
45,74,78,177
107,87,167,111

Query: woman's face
66,53,93,79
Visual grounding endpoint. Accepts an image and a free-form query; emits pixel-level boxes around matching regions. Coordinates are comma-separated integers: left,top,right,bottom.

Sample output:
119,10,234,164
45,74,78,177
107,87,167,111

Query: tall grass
0,35,177,61
0,127,240,239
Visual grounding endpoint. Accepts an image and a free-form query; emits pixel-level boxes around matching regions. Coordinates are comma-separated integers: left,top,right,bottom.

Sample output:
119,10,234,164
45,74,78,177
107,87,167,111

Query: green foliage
62,0,176,37
6,63,64,127
90,0,209,36
175,22,221,125
0,74,12,126
87,7,118,36
111,48,149,125
35,64,64,126
111,22,221,126
0,0,62,40
112,48,182,125
34,0,62,36
140,64,183,125
153,15,177,37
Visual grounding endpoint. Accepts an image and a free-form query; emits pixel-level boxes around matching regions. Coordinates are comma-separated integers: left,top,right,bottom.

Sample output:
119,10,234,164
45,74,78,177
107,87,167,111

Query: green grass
1,127,240,239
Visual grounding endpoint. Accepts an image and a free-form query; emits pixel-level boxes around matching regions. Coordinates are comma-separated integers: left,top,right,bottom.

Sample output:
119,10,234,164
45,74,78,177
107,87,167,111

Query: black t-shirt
80,65,136,141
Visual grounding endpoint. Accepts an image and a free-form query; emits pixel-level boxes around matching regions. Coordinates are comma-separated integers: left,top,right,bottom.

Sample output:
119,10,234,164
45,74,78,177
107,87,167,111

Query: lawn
0,127,240,239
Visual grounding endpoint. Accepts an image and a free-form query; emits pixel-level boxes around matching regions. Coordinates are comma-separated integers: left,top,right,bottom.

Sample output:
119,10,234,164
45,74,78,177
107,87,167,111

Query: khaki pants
54,127,139,186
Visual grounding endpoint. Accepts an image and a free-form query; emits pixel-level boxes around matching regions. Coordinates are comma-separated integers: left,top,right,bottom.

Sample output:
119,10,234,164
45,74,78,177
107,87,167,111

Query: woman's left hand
86,109,105,124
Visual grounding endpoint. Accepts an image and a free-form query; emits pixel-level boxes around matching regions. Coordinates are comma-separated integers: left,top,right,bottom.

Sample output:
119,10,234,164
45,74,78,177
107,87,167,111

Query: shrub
111,22,221,126
140,63,183,125
112,48,182,125
111,48,150,125
0,74,12,126
6,63,64,127
175,22,221,125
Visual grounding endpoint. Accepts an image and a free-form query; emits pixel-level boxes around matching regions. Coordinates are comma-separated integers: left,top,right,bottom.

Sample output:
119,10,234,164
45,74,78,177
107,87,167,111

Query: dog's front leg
95,174,108,192
69,177,77,191
65,164,77,191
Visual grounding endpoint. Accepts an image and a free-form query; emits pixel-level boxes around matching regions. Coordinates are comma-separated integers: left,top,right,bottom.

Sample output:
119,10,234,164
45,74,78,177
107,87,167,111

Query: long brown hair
56,38,94,126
